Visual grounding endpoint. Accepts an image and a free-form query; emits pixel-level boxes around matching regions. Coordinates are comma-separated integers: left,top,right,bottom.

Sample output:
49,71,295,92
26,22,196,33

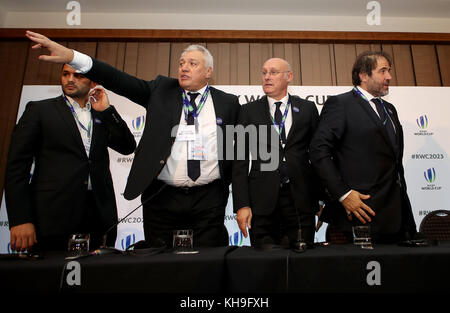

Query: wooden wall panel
300,43,335,86
436,45,450,86
123,42,139,76
0,42,29,200
207,43,231,85
230,43,250,85
391,45,416,86
334,44,356,86
411,44,442,86
136,42,170,80
96,42,126,71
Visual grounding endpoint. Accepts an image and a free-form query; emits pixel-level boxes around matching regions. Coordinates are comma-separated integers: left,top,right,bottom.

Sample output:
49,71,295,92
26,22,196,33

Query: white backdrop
1,85,449,252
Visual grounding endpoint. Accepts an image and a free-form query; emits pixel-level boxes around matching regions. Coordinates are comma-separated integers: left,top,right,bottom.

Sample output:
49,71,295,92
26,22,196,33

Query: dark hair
351,51,392,86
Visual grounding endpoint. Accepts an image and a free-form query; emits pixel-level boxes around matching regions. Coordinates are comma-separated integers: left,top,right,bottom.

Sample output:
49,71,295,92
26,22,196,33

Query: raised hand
26,30,74,63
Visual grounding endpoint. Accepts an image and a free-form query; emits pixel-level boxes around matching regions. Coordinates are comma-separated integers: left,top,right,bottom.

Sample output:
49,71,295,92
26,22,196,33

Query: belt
163,179,222,195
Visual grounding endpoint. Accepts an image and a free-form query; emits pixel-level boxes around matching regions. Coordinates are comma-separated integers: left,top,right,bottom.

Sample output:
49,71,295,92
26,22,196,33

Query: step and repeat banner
1,85,449,252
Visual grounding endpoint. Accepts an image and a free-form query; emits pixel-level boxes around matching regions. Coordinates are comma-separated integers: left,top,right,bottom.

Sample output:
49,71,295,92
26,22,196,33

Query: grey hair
181,45,214,71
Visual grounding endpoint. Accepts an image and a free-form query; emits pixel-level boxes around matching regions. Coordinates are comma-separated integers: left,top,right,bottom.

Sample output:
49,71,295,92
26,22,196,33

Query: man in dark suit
310,51,416,243
232,58,321,247
26,31,240,247
5,64,136,252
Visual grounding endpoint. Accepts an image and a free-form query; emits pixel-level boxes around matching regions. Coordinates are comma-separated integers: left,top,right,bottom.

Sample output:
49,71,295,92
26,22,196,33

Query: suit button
160,160,165,165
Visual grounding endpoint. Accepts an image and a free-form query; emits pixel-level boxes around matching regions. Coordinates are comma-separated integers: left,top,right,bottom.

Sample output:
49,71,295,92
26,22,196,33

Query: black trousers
35,191,116,252
142,180,229,248
250,183,315,247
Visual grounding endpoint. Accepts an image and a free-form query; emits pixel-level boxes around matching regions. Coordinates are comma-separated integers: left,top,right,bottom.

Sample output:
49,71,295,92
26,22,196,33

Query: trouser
250,183,315,247
142,180,228,248
35,191,116,252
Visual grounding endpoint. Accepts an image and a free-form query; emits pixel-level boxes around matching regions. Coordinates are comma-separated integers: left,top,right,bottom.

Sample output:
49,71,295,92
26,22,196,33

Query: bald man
232,58,322,248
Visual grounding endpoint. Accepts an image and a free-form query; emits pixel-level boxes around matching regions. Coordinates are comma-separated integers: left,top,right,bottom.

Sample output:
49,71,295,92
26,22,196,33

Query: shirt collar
356,86,378,102
64,94,91,111
184,84,208,97
267,94,289,109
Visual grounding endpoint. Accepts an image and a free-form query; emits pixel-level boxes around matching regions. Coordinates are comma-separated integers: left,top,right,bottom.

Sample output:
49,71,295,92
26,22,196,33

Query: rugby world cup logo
229,231,244,246
132,116,145,131
424,167,436,183
121,233,136,250
416,115,428,130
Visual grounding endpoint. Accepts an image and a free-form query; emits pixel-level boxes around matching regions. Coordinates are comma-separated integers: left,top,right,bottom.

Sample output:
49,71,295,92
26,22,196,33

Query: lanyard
181,85,210,122
353,86,389,126
270,98,291,136
64,95,92,140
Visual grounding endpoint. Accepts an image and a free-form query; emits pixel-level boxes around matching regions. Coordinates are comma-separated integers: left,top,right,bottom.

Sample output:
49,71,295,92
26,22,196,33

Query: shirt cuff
339,190,352,202
69,50,93,74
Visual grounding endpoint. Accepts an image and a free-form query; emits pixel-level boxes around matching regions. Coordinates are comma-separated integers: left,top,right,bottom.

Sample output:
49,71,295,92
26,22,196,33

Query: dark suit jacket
232,95,321,216
84,59,240,201
5,96,136,238
309,89,416,235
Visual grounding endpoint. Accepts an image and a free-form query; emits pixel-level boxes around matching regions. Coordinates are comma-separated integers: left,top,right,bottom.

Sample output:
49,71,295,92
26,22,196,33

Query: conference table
1,243,450,295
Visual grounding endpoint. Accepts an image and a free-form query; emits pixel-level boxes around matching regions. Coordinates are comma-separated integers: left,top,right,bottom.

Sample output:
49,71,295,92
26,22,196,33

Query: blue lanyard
353,87,389,126
182,85,210,122
64,95,92,139
270,98,291,136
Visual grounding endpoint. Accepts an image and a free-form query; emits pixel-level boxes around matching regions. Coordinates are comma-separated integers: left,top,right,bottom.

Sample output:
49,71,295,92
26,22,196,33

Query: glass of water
173,229,198,254
67,234,90,259
352,226,373,249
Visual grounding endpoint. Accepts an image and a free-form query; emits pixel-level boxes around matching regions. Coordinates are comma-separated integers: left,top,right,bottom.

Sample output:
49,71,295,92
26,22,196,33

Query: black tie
187,92,201,181
274,101,289,185
372,98,397,151
274,101,286,143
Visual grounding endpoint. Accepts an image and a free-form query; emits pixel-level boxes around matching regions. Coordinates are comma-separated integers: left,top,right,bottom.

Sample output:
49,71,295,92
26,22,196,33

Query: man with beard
310,51,417,243
5,64,136,252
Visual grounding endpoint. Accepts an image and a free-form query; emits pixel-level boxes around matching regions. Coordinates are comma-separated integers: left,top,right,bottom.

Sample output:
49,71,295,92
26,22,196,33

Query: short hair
181,45,214,71
351,51,392,86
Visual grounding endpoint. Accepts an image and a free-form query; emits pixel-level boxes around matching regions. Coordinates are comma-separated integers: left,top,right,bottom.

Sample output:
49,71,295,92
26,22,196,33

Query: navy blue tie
274,101,289,185
187,92,200,181
372,98,397,150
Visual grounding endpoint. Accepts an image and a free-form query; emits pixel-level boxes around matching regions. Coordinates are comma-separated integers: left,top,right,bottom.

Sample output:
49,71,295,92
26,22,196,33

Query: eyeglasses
262,71,289,77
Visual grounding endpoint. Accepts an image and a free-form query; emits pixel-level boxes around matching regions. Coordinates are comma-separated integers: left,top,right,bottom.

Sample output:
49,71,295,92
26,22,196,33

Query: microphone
291,197,308,253
94,183,167,255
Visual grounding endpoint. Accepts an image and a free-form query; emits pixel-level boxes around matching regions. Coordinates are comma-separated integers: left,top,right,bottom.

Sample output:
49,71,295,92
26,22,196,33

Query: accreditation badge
188,134,207,160
176,124,196,141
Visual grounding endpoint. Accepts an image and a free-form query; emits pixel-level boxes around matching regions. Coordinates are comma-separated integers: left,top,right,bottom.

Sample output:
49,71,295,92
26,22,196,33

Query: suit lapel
257,96,274,126
210,87,225,127
351,89,396,155
170,87,184,128
285,95,301,148
90,111,101,155
55,96,87,155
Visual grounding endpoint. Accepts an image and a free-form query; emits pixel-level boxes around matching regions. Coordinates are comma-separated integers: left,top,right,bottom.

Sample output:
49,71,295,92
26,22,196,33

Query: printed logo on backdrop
414,115,434,136
229,231,244,246
120,232,136,250
419,209,441,217
131,115,145,137
117,156,134,164
411,153,445,160
422,167,442,191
